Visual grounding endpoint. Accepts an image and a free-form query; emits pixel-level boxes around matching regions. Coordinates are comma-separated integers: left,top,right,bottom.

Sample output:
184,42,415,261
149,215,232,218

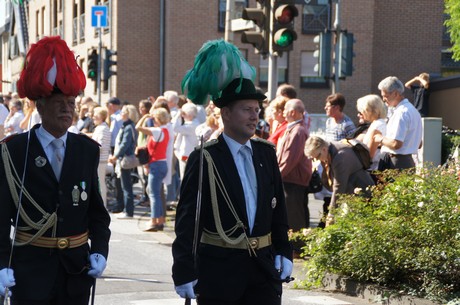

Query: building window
218,0,248,32
41,7,45,38
53,0,58,30
302,2,330,35
9,35,19,59
300,51,328,88
259,54,288,86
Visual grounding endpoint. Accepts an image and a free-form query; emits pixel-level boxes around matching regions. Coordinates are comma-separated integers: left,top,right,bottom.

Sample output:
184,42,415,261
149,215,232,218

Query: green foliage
442,131,460,165
445,0,460,61
294,167,460,303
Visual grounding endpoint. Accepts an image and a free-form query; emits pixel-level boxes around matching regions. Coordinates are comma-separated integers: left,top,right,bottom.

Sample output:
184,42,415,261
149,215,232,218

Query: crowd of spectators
0,74,424,234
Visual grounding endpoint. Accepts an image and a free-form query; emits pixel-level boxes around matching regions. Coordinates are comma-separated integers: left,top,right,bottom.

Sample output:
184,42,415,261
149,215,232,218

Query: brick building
0,0,446,118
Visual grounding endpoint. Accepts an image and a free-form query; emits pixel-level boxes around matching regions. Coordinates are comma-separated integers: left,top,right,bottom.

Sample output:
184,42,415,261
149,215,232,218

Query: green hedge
442,131,460,165
294,167,460,303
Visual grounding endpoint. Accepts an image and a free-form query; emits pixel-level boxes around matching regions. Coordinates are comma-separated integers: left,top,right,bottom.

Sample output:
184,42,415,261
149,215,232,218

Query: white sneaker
117,213,133,219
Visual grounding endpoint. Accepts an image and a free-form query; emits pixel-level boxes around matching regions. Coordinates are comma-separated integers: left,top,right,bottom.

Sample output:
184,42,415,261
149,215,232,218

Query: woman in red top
267,96,289,146
136,108,170,231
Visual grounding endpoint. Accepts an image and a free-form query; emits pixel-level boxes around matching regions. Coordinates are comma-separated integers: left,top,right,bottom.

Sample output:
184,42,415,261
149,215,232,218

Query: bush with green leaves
295,166,460,303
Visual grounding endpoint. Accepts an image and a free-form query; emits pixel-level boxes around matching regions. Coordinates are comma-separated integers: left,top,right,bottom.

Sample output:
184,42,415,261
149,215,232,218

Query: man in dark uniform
172,76,293,304
0,36,110,304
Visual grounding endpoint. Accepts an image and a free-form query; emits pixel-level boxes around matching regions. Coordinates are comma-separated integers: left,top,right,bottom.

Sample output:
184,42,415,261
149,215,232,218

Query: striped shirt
325,115,356,141
92,122,111,163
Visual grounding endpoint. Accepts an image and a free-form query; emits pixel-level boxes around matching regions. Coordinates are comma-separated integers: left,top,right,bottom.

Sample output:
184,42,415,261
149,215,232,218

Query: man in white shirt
375,76,422,170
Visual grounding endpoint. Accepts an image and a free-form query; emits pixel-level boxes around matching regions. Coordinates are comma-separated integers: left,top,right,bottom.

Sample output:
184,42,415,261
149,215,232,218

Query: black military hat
213,78,266,108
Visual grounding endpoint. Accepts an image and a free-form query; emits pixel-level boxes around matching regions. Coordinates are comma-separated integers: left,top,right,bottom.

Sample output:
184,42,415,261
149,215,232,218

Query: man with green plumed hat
172,39,293,304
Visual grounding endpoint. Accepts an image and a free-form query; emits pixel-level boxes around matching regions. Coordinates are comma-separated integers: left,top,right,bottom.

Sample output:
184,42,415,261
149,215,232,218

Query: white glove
0,268,15,297
274,255,293,280
87,253,107,278
175,279,197,299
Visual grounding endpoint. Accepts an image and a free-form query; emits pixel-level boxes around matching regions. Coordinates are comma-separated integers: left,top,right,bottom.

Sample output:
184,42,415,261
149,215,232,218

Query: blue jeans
166,158,181,202
148,161,168,218
120,168,134,216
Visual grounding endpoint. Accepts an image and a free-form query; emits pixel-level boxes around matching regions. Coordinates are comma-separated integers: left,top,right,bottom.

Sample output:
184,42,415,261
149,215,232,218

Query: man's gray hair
378,76,405,94
181,103,197,118
164,90,179,105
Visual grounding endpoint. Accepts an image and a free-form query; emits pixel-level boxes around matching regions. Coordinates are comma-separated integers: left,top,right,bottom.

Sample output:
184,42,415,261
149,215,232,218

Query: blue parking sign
91,6,108,28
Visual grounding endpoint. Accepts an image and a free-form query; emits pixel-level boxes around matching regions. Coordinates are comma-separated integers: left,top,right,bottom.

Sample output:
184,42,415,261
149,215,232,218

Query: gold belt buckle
57,238,70,249
250,238,259,249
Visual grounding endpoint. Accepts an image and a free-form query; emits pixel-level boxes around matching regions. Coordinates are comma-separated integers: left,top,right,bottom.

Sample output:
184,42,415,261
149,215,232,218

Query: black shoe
109,208,123,214
317,221,326,229
143,224,164,232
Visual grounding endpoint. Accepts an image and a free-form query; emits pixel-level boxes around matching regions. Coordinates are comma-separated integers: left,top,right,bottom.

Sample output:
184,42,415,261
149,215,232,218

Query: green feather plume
181,39,256,105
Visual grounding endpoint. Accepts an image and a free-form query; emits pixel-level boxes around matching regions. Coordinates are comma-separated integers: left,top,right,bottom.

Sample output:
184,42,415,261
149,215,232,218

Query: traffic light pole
97,27,102,105
332,0,340,94
267,0,277,100
224,0,234,42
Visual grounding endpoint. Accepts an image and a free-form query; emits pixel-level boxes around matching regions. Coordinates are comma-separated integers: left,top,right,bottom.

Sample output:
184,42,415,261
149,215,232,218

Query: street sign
231,18,255,32
91,6,108,28
295,0,329,4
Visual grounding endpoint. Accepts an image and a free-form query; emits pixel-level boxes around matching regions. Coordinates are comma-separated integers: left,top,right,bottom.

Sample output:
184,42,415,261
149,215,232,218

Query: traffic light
338,31,355,78
313,31,332,78
103,48,117,81
272,1,298,55
241,0,270,56
87,48,98,81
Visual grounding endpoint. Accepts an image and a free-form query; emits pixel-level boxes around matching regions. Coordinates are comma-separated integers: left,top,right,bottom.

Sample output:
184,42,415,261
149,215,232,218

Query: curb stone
321,273,441,305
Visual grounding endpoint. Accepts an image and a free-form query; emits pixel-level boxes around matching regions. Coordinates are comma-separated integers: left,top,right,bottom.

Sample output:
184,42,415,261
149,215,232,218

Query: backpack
342,138,372,170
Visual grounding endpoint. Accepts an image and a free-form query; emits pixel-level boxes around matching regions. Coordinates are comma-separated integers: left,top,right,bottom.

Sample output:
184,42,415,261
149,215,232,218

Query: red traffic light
275,5,298,25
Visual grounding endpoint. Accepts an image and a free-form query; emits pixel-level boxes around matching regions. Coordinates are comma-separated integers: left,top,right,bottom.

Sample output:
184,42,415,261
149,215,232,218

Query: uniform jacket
172,134,291,301
326,141,375,208
277,120,312,187
0,125,111,300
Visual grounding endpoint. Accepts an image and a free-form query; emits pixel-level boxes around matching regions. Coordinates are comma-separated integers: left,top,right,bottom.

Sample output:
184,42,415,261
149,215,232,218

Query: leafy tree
445,0,460,61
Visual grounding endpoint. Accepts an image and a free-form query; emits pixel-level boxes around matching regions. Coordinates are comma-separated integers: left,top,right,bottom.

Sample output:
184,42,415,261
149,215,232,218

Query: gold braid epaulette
251,137,275,148
194,139,218,151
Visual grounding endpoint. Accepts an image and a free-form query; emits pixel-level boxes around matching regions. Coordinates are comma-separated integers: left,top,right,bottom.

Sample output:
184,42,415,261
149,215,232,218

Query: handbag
120,154,139,169
136,129,163,165
120,125,140,169
136,147,150,165
307,168,323,193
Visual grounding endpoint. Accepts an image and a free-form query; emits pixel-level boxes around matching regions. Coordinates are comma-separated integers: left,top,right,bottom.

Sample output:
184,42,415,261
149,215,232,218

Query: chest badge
271,197,277,209
72,186,80,206
35,156,47,167
80,181,88,201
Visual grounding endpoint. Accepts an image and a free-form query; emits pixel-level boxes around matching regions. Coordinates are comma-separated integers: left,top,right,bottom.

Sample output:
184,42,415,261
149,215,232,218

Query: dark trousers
318,196,332,228
283,182,309,231
378,153,415,171
12,264,93,305
197,259,281,305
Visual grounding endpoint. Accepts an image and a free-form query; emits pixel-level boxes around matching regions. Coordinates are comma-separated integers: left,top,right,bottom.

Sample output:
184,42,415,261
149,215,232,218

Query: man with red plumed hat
0,36,110,304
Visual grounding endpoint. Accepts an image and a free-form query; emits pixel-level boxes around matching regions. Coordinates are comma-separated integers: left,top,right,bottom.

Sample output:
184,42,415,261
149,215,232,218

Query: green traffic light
275,30,295,47
88,70,96,79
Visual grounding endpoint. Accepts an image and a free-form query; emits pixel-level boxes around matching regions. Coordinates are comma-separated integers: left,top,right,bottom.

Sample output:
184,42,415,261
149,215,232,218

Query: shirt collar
287,118,303,129
222,132,253,158
36,125,68,148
